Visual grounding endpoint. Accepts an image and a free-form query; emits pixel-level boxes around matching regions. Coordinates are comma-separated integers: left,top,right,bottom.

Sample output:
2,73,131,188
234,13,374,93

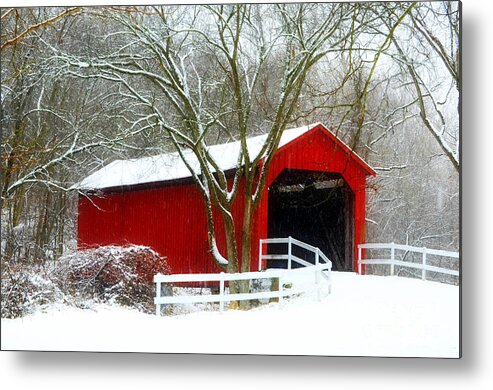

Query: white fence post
288,236,292,270
390,242,395,276
219,272,225,313
258,239,263,271
315,248,321,301
155,278,162,316
278,275,283,308
327,266,332,295
422,248,427,280
358,246,362,275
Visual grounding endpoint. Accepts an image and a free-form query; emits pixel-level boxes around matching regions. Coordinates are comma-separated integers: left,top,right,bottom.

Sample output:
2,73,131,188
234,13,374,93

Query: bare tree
1,7,81,52
50,3,387,303
380,2,460,172
1,8,154,263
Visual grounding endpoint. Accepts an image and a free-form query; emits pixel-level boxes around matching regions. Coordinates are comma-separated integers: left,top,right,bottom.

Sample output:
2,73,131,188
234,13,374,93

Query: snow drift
1,272,459,358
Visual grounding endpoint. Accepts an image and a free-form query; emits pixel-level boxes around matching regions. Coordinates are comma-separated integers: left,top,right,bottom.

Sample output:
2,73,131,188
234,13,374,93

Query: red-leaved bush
52,245,172,313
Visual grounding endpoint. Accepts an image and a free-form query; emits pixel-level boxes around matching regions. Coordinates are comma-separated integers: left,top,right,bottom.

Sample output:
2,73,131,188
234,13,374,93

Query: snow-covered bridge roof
77,123,374,191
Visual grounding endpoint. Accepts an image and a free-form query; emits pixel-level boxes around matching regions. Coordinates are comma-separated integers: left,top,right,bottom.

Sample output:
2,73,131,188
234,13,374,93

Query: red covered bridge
77,123,375,274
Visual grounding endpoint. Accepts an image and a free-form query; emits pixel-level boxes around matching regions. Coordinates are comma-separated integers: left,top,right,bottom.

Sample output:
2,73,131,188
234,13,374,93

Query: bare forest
1,3,459,291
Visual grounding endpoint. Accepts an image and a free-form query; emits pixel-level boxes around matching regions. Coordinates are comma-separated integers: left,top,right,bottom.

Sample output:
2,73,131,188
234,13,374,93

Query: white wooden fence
258,236,332,273
154,237,332,316
358,242,459,279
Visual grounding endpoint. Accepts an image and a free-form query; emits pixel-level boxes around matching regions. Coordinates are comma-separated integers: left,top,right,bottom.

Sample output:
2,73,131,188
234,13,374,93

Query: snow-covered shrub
1,262,66,318
1,245,171,318
52,245,171,313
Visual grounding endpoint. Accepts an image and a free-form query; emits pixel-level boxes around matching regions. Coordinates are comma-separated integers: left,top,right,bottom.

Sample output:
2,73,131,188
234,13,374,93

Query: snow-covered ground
0,272,459,357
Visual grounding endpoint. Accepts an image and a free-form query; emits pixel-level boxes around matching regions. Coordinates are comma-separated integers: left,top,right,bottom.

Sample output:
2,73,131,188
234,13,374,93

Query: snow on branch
373,165,408,172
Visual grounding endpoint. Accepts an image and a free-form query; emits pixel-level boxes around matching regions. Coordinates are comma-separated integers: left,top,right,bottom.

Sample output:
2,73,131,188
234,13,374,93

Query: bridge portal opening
267,169,354,271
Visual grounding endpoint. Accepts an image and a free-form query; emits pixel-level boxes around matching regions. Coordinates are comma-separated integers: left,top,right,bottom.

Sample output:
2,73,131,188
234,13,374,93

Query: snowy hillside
0,272,459,358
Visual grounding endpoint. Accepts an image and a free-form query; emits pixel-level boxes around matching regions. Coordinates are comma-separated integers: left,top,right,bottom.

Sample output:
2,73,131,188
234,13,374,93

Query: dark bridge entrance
267,169,354,271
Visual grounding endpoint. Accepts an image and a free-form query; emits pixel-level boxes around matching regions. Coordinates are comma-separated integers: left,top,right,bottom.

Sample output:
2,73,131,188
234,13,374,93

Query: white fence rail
259,236,332,271
358,242,459,280
154,237,332,315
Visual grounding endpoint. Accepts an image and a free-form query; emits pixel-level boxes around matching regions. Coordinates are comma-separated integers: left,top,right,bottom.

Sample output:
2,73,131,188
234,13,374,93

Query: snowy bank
1,272,459,357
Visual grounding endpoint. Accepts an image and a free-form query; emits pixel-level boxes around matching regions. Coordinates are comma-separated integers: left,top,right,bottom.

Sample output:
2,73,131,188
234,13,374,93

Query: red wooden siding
257,125,372,271
78,124,375,275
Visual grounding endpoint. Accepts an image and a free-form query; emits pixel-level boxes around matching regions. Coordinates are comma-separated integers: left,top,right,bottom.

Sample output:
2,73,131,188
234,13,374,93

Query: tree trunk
223,212,240,301
238,187,254,310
